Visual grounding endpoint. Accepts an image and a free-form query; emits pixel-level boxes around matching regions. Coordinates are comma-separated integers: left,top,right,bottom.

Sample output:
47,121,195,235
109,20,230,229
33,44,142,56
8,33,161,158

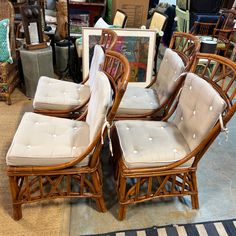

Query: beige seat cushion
7,71,113,167
117,86,159,115
115,120,191,168
33,45,105,111
117,48,184,116
6,112,90,166
33,76,90,110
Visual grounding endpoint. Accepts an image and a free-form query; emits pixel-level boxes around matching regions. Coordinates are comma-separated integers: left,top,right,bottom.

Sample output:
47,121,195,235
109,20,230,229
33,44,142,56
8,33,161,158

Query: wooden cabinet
69,0,106,27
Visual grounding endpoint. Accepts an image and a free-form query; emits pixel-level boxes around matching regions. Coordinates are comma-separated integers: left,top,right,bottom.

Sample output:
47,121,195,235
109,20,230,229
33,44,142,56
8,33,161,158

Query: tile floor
69,115,236,235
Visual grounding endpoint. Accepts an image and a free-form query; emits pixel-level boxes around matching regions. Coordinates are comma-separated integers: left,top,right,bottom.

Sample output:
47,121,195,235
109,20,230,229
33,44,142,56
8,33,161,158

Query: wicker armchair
6,50,130,221
115,32,200,120
0,0,19,105
33,29,118,117
111,53,236,220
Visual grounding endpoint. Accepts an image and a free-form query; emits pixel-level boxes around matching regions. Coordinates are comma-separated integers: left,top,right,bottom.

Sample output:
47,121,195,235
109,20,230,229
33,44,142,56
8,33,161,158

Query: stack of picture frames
82,28,156,87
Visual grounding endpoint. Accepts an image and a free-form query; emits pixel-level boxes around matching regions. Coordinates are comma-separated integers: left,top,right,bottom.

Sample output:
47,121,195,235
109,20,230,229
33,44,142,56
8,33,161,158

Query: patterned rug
83,219,236,236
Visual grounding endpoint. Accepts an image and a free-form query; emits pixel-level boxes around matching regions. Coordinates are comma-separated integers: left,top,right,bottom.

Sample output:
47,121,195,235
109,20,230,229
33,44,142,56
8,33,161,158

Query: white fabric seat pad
115,120,191,168
117,86,159,115
33,76,90,111
6,112,90,166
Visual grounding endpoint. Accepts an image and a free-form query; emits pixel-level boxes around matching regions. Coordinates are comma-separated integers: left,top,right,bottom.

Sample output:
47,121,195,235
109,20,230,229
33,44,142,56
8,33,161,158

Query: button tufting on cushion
152,48,185,105
33,76,90,111
117,86,159,115
115,120,191,168
6,112,90,166
172,73,226,151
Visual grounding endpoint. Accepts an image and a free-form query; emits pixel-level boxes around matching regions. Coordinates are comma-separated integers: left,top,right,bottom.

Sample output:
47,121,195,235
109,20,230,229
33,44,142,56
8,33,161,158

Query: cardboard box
112,0,148,28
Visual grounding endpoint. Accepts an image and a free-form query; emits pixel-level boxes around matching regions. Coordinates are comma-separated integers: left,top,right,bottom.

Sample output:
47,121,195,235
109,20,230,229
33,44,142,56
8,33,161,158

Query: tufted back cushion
172,73,226,151
152,48,185,105
86,71,112,142
88,45,105,90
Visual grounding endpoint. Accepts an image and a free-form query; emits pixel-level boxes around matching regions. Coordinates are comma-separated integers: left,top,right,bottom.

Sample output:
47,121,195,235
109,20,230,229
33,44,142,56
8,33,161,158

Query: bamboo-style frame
7,49,130,221
112,53,236,220
0,0,20,105
115,32,201,120
33,28,118,117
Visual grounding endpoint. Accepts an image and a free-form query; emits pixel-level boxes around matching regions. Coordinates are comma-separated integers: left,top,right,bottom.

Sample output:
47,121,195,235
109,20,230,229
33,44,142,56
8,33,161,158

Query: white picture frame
82,27,156,87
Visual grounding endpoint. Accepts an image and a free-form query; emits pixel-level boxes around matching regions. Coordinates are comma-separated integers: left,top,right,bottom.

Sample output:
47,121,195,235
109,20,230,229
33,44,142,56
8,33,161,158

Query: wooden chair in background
113,9,127,28
6,50,130,221
148,10,168,75
111,53,236,220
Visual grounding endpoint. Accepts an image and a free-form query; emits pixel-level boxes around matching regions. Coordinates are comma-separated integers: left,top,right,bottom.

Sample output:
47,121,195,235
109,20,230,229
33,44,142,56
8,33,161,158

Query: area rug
0,89,70,236
83,218,236,236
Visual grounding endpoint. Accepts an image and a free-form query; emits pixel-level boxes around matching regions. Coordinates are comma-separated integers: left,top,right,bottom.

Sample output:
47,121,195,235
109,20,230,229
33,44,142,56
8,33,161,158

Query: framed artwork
82,28,156,87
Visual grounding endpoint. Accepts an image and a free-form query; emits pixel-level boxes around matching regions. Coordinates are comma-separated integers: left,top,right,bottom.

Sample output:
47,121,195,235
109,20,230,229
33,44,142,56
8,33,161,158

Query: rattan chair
111,53,236,220
0,0,19,104
115,32,200,120
6,50,130,221
33,29,118,117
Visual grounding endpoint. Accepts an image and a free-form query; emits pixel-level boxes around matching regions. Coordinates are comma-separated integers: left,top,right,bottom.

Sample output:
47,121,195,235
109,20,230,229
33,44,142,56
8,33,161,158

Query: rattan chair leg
91,171,107,212
118,204,127,221
6,95,12,105
117,175,127,220
9,176,22,220
191,172,199,209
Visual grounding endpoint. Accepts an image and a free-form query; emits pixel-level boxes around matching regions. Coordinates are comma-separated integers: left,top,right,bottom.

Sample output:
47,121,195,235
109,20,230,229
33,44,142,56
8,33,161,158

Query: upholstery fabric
117,49,184,115
115,120,191,168
33,45,104,110
6,112,90,166
7,71,112,166
33,76,90,110
88,45,105,89
0,19,12,63
86,71,112,142
172,73,226,151
117,86,159,115
115,73,226,169
152,48,185,105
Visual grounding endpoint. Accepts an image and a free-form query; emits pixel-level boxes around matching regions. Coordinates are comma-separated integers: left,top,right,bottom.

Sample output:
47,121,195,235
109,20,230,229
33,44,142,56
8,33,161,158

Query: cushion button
189,86,192,90
72,146,76,149
35,122,39,125
193,110,196,115
193,134,196,139
53,134,57,137
133,150,138,154
126,127,130,130
148,137,153,141
181,116,184,121
27,145,31,149
209,106,213,111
